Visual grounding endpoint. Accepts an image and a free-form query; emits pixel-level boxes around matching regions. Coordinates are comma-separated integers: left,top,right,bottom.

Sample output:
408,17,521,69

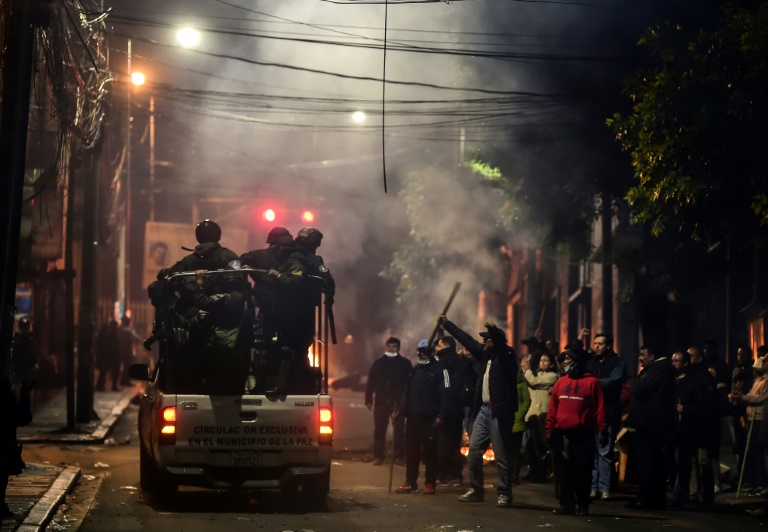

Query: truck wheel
302,467,330,507
140,442,177,503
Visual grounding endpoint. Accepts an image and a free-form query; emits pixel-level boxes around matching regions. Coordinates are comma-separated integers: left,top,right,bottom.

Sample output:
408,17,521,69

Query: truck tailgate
174,395,325,450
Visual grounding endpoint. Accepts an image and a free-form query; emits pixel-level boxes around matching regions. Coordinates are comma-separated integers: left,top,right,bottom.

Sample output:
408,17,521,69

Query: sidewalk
1,387,137,531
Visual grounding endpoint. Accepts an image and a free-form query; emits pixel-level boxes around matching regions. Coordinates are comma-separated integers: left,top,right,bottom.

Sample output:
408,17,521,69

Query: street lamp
176,26,201,48
352,111,366,124
131,71,145,86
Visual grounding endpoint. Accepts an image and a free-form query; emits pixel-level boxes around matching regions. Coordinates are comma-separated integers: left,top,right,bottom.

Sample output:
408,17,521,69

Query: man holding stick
440,316,518,508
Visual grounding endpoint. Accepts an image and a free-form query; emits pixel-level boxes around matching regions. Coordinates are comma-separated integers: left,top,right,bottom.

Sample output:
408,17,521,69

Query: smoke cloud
115,0,715,370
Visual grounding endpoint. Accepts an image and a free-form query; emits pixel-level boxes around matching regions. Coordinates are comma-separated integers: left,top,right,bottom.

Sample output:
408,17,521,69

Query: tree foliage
608,2,768,241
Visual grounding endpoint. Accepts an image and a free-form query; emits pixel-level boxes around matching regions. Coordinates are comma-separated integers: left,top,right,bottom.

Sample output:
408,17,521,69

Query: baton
388,424,396,494
427,282,461,348
737,407,757,498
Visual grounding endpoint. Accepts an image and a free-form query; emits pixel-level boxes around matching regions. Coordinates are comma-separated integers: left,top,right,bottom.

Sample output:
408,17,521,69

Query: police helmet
296,227,323,249
266,226,293,245
195,219,221,244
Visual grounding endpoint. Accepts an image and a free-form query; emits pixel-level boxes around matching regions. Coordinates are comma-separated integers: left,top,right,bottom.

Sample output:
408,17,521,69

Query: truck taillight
159,406,176,445
319,406,333,445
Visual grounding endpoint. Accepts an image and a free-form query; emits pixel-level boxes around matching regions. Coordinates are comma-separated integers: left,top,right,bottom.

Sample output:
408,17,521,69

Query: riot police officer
265,228,334,395
146,220,240,351
239,227,295,362
240,227,294,272
158,219,238,278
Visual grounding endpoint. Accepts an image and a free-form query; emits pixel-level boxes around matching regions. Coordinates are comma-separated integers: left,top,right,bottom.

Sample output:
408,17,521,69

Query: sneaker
423,484,436,495
601,491,611,501
590,489,598,499
395,484,416,494
459,488,484,502
496,494,512,508
372,458,383,466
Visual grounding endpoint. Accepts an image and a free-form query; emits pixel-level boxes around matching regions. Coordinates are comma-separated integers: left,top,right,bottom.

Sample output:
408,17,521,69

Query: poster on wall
15,283,33,319
143,221,249,289
30,186,64,259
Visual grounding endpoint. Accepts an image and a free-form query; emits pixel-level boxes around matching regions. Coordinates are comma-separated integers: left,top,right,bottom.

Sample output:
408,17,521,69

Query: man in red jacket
546,346,607,516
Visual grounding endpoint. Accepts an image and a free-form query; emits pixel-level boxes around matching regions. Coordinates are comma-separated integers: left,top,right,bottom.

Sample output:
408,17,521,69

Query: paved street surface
3,388,763,531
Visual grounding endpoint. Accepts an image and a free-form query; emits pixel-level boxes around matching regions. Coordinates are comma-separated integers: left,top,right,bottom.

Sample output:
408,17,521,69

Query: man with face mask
546,347,607,516
365,337,412,466
585,333,626,500
393,340,451,495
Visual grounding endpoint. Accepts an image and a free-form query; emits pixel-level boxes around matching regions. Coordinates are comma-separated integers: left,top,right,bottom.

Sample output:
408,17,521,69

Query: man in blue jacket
440,317,518,508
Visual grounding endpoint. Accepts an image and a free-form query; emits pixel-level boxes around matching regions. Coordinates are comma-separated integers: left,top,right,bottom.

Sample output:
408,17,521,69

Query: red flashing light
301,210,315,223
263,209,276,222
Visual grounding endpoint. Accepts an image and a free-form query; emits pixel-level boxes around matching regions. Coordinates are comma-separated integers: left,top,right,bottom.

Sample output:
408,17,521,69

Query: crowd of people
366,319,768,518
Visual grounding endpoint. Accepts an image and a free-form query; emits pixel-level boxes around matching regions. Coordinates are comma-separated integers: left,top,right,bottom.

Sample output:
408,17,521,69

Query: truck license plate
231,453,261,467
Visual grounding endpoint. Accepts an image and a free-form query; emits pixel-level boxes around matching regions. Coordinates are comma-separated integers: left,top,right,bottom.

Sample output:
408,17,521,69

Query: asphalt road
18,391,767,532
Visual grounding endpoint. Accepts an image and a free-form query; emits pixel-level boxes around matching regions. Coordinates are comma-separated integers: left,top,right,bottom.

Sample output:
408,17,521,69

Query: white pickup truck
133,268,334,505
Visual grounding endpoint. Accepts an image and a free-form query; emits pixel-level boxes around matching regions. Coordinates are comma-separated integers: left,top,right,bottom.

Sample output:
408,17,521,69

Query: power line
113,32,571,95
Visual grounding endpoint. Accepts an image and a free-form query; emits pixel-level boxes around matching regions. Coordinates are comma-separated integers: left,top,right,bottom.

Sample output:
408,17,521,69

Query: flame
460,444,496,465
308,346,319,367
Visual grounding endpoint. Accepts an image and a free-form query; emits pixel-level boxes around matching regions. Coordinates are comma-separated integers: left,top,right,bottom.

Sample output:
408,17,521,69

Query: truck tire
140,441,177,503
302,467,330,507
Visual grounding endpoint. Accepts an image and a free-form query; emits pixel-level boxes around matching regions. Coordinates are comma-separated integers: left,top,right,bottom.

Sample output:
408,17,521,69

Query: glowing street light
131,71,146,86
352,111,366,124
263,209,276,222
176,26,201,48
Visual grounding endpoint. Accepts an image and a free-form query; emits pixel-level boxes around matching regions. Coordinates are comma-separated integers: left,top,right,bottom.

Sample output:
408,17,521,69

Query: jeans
467,405,513,496
591,426,613,493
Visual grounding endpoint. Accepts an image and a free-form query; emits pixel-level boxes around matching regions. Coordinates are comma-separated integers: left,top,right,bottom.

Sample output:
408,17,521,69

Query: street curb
16,465,80,532
91,393,136,442
18,392,137,444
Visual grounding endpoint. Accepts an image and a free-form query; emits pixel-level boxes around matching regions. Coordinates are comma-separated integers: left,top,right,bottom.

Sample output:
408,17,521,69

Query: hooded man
546,347,607,516
393,339,451,495
439,316,518,508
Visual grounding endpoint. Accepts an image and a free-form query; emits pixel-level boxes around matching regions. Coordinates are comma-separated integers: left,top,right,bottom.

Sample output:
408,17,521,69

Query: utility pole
65,154,77,431
149,95,156,221
76,147,100,423
0,0,40,368
601,192,614,337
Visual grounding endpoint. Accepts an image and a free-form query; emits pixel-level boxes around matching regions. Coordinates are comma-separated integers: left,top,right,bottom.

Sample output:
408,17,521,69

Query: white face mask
563,363,573,374
384,351,398,357
418,357,430,365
